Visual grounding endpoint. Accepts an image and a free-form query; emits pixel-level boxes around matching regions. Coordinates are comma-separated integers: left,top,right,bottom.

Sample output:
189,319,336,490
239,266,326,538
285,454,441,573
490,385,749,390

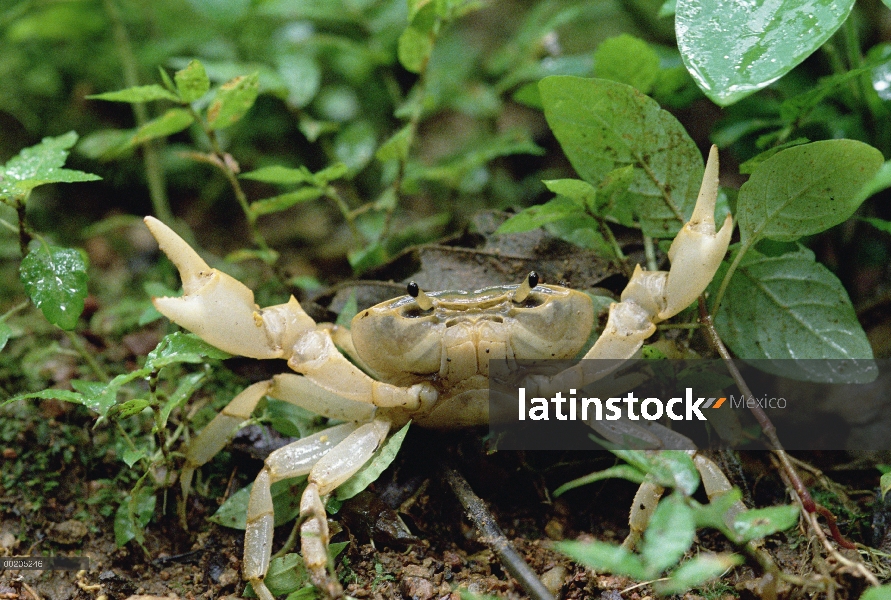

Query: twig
443,465,556,600
698,298,870,557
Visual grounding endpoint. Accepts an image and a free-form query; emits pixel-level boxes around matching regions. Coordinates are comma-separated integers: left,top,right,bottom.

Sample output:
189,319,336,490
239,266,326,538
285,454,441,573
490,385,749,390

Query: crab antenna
512,271,539,303
407,281,434,311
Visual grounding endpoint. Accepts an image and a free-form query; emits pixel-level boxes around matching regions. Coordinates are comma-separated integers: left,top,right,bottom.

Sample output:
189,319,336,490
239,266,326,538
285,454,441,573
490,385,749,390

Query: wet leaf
146,332,232,369
0,132,101,200
19,244,88,330
207,72,260,130
87,85,179,103
175,60,210,102
676,0,855,105
336,422,411,501
715,246,875,373
881,471,891,499
539,76,702,237
1,388,85,409
737,140,884,244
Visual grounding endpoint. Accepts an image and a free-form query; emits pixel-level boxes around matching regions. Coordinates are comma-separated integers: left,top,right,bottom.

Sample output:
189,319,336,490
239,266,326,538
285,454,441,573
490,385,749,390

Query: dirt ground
1,418,890,600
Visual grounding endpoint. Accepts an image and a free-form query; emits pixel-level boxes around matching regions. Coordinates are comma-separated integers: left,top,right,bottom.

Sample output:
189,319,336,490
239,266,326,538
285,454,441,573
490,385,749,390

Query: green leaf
737,140,884,244
130,108,194,146
676,0,856,105
210,477,307,530
122,447,146,468
157,372,205,431
593,34,660,94
277,53,321,108
693,488,744,535
175,60,211,102
539,76,702,237
495,196,585,235
0,132,101,200
556,539,647,579
861,585,891,600
642,493,696,576
336,422,411,501
241,165,316,185
19,244,88,330
264,553,310,597
249,188,325,218
87,85,179,103
114,487,156,547
553,465,646,497
857,160,891,203
613,450,700,496
207,73,260,130
376,124,413,163
732,504,799,542
398,25,433,74
146,332,231,369
0,321,11,352
334,121,377,174
110,398,152,419
881,471,891,499
542,179,597,208
654,553,744,595
716,247,875,370
1,388,85,409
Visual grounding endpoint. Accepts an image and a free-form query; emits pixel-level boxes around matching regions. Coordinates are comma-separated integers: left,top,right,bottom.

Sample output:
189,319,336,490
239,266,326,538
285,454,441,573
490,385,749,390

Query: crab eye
512,271,540,304
406,281,433,311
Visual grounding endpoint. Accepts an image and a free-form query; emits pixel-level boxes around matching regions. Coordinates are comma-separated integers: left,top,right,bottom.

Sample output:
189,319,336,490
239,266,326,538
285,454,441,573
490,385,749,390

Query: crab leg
144,216,438,411
179,375,378,517
244,418,392,599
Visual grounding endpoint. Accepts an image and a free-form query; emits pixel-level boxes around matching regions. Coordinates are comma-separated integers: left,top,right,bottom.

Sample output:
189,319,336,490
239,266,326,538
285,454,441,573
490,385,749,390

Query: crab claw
144,216,314,359
658,145,733,320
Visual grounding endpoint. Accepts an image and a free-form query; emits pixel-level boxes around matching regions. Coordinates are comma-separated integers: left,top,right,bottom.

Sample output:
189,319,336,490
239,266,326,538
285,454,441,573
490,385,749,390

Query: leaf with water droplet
0,132,101,201
677,0,855,106
19,243,88,330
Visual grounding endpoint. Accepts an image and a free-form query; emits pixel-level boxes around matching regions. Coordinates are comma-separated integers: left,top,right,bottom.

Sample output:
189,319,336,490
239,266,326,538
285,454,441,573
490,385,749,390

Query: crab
144,145,734,600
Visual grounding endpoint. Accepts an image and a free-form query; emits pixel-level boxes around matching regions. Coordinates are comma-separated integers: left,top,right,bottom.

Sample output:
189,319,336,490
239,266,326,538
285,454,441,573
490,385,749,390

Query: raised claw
659,144,733,320
144,216,315,359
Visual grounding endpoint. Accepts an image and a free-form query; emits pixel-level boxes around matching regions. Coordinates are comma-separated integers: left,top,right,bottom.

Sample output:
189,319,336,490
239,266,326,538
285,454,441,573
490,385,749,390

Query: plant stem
103,0,173,225
64,330,110,381
643,234,657,272
710,240,752,318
